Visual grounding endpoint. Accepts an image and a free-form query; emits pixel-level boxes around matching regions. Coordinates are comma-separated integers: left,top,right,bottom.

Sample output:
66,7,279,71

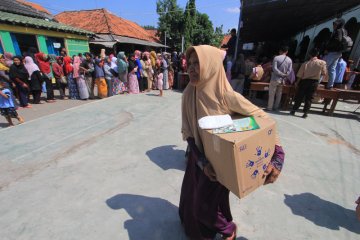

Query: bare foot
18,116,25,124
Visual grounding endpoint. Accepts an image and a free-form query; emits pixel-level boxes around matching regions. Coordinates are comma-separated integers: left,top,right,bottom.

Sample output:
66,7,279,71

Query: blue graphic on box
251,170,259,179
255,146,262,156
263,164,267,170
246,160,254,168
246,146,272,179
264,148,271,158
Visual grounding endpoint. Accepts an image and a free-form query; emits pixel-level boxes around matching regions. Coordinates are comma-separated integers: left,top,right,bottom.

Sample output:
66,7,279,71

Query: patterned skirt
1,107,18,118
128,73,139,94
67,73,80,99
112,77,121,95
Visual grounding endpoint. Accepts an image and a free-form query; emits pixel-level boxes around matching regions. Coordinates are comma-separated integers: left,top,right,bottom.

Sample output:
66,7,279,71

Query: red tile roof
16,0,51,15
55,9,158,42
145,29,160,42
221,34,231,46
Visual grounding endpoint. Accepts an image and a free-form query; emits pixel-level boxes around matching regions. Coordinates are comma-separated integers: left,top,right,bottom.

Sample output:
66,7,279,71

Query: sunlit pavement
0,91,359,240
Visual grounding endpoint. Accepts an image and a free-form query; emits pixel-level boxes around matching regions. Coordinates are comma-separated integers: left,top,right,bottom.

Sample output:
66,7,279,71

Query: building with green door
0,0,93,56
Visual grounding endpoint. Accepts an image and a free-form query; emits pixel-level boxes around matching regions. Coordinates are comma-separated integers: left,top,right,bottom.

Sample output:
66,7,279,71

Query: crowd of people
225,18,360,119
0,47,189,126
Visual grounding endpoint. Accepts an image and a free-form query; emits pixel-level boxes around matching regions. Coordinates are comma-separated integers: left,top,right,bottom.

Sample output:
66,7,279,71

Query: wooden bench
313,88,340,115
249,82,295,109
326,89,360,115
249,82,360,115
249,82,269,99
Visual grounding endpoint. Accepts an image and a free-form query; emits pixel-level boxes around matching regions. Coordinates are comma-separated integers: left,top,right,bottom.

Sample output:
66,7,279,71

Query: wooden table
249,82,295,109
282,85,296,110
314,88,340,115
249,82,269,99
329,89,360,115
249,82,360,115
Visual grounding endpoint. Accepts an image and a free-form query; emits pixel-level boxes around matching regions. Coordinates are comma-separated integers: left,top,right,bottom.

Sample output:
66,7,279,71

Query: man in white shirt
267,46,293,111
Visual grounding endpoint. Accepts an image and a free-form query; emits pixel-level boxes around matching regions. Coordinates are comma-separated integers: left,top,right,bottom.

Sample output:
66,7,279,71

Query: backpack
341,28,353,52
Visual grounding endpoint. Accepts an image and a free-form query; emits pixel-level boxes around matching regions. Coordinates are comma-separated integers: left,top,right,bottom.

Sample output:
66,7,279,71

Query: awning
113,35,167,48
89,41,116,48
241,0,360,42
0,10,93,36
90,34,167,48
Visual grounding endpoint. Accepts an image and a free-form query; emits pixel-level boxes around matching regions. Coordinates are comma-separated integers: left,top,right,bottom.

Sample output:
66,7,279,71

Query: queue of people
0,48,188,127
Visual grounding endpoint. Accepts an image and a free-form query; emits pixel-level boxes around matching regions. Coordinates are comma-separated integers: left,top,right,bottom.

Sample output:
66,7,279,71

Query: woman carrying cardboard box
179,45,285,240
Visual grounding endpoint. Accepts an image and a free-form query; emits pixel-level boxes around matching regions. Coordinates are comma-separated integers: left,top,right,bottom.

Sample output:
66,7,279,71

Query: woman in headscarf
167,54,174,89
143,51,153,91
160,54,169,90
0,54,11,86
9,56,30,108
94,59,108,98
117,52,128,93
3,52,13,67
104,56,114,97
63,56,79,100
35,52,55,102
140,53,150,92
80,53,95,99
110,56,121,95
150,51,157,68
180,45,285,239
52,57,67,99
73,56,89,100
134,50,144,92
127,53,139,94
24,56,43,104
0,54,19,108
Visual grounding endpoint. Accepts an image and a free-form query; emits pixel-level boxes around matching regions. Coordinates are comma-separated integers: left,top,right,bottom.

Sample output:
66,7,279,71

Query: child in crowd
157,66,164,97
0,81,24,126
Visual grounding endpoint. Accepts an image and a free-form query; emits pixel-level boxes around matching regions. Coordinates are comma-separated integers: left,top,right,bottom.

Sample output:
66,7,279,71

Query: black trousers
56,78,67,98
32,90,42,104
43,75,54,100
293,79,319,114
139,77,148,92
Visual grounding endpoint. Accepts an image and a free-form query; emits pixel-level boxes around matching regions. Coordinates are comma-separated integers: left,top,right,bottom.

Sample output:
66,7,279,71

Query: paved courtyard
0,91,359,240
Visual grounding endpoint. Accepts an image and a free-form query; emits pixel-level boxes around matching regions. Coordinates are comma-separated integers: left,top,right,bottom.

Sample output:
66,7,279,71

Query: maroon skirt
179,149,236,239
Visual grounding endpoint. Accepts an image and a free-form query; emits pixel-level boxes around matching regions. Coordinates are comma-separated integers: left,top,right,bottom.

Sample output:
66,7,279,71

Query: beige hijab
182,45,279,152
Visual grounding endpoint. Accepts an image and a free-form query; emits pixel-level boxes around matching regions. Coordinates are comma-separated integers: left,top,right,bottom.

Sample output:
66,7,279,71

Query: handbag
60,76,67,84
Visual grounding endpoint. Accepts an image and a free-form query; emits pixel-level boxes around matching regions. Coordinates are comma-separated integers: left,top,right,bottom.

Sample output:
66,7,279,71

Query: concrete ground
0,91,359,240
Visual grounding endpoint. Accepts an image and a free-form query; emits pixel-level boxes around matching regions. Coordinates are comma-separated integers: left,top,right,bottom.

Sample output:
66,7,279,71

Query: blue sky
31,0,240,33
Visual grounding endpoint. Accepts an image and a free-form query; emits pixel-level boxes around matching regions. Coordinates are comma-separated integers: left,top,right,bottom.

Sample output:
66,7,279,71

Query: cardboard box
202,116,276,198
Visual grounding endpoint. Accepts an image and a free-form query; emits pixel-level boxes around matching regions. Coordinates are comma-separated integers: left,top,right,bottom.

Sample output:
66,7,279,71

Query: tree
143,25,157,30
211,25,225,48
156,0,224,50
192,12,212,46
183,0,196,48
156,0,184,50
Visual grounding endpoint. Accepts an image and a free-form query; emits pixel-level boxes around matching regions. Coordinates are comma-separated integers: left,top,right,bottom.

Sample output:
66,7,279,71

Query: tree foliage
143,25,157,30
156,0,224,51
156,0,184,50
184,0,196,48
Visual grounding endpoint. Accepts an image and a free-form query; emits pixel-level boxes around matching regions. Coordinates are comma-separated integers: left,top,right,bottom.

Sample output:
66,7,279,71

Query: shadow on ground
284,193,360,234
0,123,10,128
106,194,184,240
146,145,186,171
